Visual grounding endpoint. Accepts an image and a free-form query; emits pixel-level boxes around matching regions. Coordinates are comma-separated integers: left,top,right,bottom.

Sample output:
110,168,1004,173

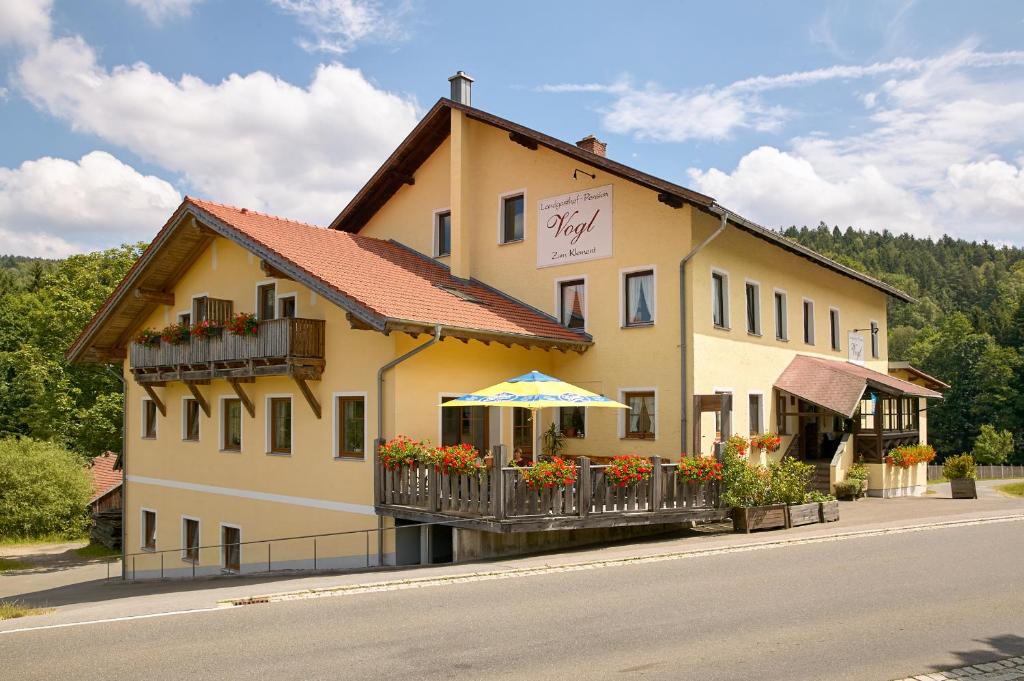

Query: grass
0,558,31,572
0,533,87,547
997,482,1024,498
75,543,120,559
0,600,52,621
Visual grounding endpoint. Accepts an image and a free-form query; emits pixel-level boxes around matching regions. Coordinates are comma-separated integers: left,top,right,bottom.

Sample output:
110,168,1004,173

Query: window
830,308,841,351
178,312,191,326
222,526,240,573
278,295,296,319
711,271,729,328
558,279,586,330
714,390,731,439
222,398,241,452
623,391,656,439
776,392,788,435
435,210,451,257
141,510,156,550
774,291,788,341
441,396,488,453
182,517,200,563
183,398,200,442
142,399,157,439
269,397,292,454
512,407,533,458
870,321,879,358
745,282,760,335
559,406,586,439
624,270,654,327
803,299,815,345
336,396,366,459
501,194,524,243
749,394,763,435
193,296,208,322
858,394,877,431
257,283,276,321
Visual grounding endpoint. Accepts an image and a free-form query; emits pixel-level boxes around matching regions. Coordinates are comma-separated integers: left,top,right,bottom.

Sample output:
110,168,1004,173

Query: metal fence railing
926,464,1024,481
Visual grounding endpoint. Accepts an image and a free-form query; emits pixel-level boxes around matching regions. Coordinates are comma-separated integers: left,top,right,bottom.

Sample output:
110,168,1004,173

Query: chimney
576,134,607,157
448,71,474,106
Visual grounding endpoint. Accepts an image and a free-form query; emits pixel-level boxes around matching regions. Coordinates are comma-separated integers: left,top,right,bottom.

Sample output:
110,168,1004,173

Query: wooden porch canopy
774,355,942,418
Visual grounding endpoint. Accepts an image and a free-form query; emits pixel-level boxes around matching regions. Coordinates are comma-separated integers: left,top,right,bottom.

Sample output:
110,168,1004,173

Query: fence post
578,456,591,518
650,456,662,511
491,445,505,519
429,459,441,512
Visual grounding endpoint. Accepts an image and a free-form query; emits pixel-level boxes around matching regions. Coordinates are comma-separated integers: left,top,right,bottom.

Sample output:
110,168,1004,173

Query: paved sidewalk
2,480,1022,632
895,656,1024,680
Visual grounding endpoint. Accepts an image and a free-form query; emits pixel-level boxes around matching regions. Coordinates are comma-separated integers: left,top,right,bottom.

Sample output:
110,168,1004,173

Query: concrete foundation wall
452,523,691,562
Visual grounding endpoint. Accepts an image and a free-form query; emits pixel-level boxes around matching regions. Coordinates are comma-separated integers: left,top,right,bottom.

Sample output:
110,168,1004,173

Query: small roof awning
775,355,943,418
888,361,951,391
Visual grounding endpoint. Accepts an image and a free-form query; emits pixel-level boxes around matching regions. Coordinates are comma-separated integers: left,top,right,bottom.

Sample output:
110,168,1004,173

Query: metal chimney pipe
448,71,474,105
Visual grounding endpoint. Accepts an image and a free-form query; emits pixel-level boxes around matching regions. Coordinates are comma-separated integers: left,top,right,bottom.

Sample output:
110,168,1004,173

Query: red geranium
521,457,578,489
604,455,654,488
427,443,481,475
379,435,429,470
676,455,724,482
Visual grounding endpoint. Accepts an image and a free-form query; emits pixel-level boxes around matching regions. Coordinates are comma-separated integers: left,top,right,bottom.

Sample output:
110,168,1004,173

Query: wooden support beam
227,378,255,418
387,169,415,186
185,382,210,417
509,131,538,150
134,288,175,305
92,347,127,361
294,377,321,419
260,259,294,280
657,192,684,209
142,384,166,417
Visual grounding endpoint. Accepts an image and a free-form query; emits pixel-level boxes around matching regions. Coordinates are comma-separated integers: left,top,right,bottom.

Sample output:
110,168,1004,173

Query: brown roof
67,198,591,362
329,98,913,304
88,452,122,504
775,355,943,418
888,361,951,390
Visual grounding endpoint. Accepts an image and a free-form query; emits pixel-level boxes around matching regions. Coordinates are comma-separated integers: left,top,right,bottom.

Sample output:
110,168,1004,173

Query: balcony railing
375,454,727,533
130,317,325,383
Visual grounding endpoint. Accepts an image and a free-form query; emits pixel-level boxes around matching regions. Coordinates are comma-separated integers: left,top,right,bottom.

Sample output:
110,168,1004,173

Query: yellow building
69,74,939,575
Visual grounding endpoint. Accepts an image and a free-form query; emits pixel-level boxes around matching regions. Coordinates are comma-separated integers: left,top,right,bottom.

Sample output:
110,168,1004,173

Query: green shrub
804,490,835,503
834,480,862,499
721,450,815,507
846,459,869,482
768,457,815,505
972,425,1014,464
0,437,92,540
942,453,976,480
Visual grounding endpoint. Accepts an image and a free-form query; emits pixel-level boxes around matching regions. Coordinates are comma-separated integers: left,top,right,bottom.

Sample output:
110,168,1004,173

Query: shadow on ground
937,634,1024,669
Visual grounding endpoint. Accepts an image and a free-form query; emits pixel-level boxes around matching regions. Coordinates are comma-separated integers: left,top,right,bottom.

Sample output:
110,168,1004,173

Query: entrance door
222,526,240,572
798,401,821,460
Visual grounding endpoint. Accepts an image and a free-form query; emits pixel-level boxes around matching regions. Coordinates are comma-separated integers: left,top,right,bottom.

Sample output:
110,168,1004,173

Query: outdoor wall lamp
573,168,596,180
850,327,879,335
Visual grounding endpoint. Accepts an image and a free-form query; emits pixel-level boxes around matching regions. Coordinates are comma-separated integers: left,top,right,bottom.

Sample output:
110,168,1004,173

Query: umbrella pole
532,408,539,463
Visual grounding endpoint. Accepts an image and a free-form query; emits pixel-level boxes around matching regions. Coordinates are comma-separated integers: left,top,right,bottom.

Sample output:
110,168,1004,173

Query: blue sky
1,0,1023,256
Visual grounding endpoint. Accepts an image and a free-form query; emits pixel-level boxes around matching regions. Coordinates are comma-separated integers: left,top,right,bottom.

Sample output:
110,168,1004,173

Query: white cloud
0,151,182,256
0,0,51,47
15,33,420,226
123,0,204,24
270,0,407,54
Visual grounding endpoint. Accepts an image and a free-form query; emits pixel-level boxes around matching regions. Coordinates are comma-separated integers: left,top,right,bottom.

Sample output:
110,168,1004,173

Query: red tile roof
89,452,122,504
187,198,589,346
775,355,942,418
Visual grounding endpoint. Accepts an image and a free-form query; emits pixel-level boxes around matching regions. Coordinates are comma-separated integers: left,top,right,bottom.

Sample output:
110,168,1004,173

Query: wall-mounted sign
848,331,865,365
536,185,613,268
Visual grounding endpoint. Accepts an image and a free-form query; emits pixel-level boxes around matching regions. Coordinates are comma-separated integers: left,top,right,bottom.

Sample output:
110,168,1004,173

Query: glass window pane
560,280,586,329
625,272,654,326
272,399,291,452
746,283,758,334
712,274,724,326
503,195,524,242
341,397,365,456
224,399,241,450
437,212,451,256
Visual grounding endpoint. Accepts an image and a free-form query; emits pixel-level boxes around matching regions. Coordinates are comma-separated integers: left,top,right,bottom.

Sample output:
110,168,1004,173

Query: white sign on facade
536,185,613,268
848,331,865,365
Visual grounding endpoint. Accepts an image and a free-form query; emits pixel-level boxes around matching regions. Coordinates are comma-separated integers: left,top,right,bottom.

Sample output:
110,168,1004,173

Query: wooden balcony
129,317,325,385
374,455,729,533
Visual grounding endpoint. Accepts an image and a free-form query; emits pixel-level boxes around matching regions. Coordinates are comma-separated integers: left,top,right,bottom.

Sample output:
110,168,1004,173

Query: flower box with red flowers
225,312,259,337
676,455,724,482
885,443,935,468
159,322,191,344
750,433,781,454
604,455,654,488
427,443,481,476
378,435,429,470
520,457,578,489
189,319,223,339
134,328,161,346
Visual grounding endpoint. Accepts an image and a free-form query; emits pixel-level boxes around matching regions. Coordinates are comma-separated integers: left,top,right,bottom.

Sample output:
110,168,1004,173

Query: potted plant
134,328,161,346
159,322,190,344
943,453,977,499
425,443,481,476
721,443,787,533
605,455,654,488
378,435,430,470
520,457,577,489
846,459,870,496
225,312,259,337
886,443,936,468
189,318,223,339
805,490,839,522
772,458,817,527
833,479,862,501
541,421,566,459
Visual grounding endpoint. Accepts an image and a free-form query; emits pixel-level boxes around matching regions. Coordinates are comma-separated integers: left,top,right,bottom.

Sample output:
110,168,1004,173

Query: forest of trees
785,224,1024,462
0,225,1021,463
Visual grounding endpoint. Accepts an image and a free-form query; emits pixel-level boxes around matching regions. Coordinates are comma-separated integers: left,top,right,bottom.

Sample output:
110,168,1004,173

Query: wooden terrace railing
376,454,725,532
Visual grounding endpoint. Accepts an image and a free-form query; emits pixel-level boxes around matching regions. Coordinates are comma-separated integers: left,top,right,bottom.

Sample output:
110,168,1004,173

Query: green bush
804,491,835,503
846,459,869,482
972,425,1014,464
834,480,862,499
721,450,815,507
942,453,976,480
768,457,815,505
0,437,92,539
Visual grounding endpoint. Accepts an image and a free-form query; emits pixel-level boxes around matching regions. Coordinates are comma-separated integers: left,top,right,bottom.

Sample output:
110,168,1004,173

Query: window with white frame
221,525,240,572
141,509,156,550
182,517,200,563
748,393,763,435
278,294,296,319
803,299,815,345
558,406,586,439
336,395,366,459
711,271,729,328
623,391,656,439
222,398,241,451
183,398,200,442
745,282,761,335
435,210,451,257
268,397,292,454
500,193,524,244
774,291,788,341
870,320,880,358
558,279,586,330
624,269,654,327
257,283,276,321
829,308,841,351
142,399,157,439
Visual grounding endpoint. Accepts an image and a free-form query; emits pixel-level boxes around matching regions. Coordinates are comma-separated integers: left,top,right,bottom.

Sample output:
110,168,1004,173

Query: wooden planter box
786,502,821,528
732,504,787,533
950,478,977,499
819,500,840,523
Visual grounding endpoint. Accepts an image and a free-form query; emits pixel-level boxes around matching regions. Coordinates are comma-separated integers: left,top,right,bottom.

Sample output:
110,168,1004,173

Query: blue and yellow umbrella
441,370,628,461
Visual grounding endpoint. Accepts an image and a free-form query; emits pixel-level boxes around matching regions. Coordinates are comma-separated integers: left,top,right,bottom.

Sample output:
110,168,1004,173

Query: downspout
374,324,442,564
104,363,126,580
680,209,730,455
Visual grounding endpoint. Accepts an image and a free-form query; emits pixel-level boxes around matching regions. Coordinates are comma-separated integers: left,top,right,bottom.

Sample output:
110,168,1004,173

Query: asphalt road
3,521,1023,681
